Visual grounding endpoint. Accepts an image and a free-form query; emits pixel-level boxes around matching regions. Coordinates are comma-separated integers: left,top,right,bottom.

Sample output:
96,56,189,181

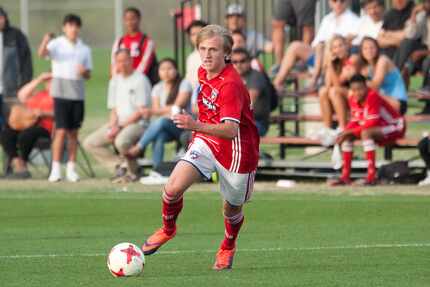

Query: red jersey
193,64,259,173
26,90,54,134
348,89,405,132
111,32,156,75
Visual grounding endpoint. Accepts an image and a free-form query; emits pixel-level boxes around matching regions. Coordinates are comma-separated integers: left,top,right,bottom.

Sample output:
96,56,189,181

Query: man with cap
225,3,272,57
0,6,33,127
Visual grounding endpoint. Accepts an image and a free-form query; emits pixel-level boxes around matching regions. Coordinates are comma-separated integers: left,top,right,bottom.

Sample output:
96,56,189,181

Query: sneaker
141,228,176,255
212,247,236,270
353,178,377,186
110,165,127,181
48,168,62,182
327,177,352,186
139,170,169,185
6,170,32,179
66,167,80,182
418,175,430,186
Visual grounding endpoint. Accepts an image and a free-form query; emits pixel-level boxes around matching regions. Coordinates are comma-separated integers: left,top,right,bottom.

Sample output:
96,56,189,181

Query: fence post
20,0,29,35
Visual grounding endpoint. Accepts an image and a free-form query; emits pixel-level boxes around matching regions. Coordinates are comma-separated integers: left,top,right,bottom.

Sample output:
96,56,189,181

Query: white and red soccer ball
107,242,145,277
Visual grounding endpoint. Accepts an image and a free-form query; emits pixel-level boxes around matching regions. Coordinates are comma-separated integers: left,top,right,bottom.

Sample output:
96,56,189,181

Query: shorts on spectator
181,138,256,206
54,98,85,130
273,0,316,27
346,119,406,145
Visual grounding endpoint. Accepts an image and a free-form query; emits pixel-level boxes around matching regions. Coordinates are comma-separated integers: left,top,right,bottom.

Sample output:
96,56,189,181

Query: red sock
365,150,376,182
221,213,244,250
363,139,376,182
342,151,353,181
161,191,183,236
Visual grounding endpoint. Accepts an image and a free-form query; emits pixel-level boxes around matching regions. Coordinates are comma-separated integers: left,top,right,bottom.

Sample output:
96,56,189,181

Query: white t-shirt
0,32,3,94
185,49,201,91
151,79,193,112
47,36,92,80
107,70,152,125
352,15,383,45
312,9,360,47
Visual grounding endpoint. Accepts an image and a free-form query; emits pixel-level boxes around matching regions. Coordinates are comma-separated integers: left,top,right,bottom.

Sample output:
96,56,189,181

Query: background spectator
0,6,33,126
127,58,192,184
273,0,359,89
231,48,271,136
224,3,272,57
0,72,53,179
83,49,152,181
271,0,317,67
185,20,207,91
359,37,408,114
111,7,158,85
352,0,385,47
231,31,264,72
38,14,92,183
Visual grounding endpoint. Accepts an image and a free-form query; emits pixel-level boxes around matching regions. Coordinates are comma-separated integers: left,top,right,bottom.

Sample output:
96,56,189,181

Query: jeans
255,120,269,137
137,117,182,168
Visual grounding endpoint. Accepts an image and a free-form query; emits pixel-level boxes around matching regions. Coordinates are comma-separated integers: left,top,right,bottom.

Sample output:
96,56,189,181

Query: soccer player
141,24,259,270
332,74,406,186
111,7,158,85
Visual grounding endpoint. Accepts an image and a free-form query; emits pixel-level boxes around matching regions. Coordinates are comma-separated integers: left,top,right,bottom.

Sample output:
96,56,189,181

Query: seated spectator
0,72,53,179
352,0,384,47
403,0,430,114
111,7,158,85
358,37,408,114
185,20,207,91
83,49,152,181
319,35,357,133
331,74,406,186
273,0,359,90
231,30,264,72
126,58,192,184
378,0,417,67
418,135,430,186
225,3,272,57
231,48,271,136
271,0,317,68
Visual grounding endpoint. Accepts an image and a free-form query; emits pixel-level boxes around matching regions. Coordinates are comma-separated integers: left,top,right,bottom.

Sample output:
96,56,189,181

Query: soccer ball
107,242,145,277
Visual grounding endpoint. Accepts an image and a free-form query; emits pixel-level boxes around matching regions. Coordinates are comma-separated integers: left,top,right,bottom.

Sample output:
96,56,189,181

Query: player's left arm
173,115,239,139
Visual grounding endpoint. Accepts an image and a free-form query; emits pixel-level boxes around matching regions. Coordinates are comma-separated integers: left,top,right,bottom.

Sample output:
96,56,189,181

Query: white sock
52,161,61,171
67,161,76,171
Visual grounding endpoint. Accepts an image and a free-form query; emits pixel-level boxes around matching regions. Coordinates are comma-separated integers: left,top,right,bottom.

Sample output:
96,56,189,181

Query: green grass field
1,183,430,287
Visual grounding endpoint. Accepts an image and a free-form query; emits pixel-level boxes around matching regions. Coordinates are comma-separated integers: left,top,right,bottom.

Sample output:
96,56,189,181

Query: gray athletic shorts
181,138,256,206
273,0,316,27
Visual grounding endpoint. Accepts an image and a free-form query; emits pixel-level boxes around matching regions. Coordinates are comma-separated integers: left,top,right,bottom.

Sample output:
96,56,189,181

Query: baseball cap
226,3,244,16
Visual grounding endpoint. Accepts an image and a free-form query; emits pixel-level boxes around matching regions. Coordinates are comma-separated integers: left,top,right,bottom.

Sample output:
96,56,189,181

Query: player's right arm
173,114,239,139
38,33,53,58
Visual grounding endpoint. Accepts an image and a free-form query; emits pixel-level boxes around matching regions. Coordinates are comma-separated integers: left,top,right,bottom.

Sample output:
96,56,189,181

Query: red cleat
141,228,176,255
212,247,236,270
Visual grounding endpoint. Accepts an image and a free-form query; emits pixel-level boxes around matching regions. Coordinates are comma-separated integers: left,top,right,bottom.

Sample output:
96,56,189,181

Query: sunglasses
232,59,248,64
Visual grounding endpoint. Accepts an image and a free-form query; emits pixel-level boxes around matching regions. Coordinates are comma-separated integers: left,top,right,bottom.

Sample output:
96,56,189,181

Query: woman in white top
127,58,192,172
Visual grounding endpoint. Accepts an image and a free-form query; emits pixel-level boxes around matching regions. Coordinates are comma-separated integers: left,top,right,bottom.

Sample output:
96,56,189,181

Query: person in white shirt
273,0,360,90
38,14,92,183
352,0,385,47
185,20,207,91
83,49,152,180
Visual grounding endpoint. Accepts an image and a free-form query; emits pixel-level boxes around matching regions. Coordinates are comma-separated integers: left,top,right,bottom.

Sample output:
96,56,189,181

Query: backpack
261,72,278,111
378,156,426,184
118,34,159,85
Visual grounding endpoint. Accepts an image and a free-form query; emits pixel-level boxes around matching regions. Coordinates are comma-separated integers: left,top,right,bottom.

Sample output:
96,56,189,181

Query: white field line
1,242,430,260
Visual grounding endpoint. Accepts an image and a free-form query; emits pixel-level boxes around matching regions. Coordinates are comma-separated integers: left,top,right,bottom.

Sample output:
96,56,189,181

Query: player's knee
164,180,185,200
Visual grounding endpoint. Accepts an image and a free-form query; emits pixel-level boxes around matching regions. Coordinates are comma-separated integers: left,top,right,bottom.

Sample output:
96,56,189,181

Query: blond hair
196,24,233,55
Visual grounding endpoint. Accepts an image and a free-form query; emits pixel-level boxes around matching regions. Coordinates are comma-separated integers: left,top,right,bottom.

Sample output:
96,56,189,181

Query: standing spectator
352,0,385,47
358,37,408,114
0,72,53,179
378,0,415,63
231,48,271,136
127,58,192,184
0,7,33,126
38,14,92,182
83,49,152,181
332,74,406,186
273,0,359,90
185,20,207,91
418,136,430,186
271,0,317,67
111,7,158,85
224,3,272,57
403,0,430,114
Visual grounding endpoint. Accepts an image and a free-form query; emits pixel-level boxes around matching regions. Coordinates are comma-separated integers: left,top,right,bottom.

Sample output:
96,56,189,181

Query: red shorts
346,118,406,145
